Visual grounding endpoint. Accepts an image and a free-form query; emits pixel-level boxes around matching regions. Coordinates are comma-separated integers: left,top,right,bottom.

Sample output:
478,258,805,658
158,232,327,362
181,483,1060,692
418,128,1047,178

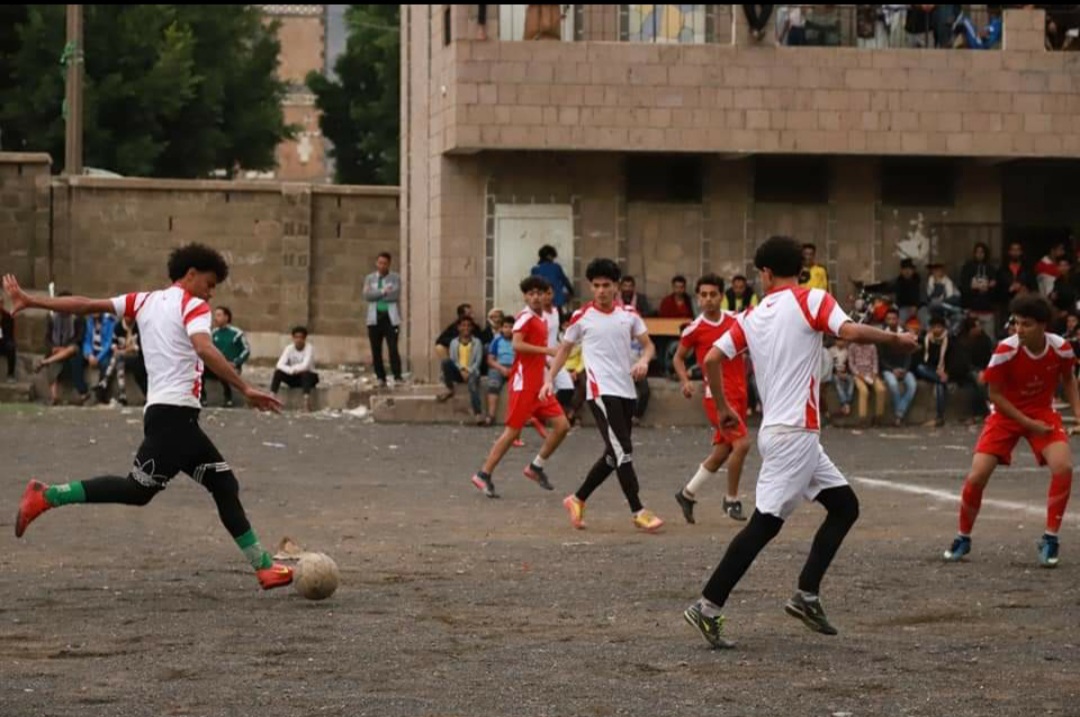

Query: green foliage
0,5,293,177
307,4,399,185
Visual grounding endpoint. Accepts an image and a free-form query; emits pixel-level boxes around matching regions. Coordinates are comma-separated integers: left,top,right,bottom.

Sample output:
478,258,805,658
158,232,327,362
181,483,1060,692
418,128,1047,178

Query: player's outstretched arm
2,274,115,317
838,321,919,353
190,333,282,413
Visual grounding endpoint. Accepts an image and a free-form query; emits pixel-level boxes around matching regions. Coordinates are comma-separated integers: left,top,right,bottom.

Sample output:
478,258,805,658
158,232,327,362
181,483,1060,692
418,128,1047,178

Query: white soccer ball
294,552,340,601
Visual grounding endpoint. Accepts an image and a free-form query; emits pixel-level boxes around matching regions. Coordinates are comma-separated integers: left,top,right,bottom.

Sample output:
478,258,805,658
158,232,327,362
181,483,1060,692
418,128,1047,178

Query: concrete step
0,380,33,403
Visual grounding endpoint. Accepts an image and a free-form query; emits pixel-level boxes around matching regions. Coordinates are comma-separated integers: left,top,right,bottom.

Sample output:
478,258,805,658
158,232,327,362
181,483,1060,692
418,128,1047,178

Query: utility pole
63,4,84,176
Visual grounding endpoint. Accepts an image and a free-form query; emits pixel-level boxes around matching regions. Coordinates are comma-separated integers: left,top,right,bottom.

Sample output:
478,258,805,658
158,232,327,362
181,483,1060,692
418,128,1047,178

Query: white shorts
755,427,848,519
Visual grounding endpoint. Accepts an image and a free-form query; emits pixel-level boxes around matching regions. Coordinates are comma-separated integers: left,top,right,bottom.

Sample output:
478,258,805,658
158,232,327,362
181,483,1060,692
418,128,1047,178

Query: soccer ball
294,552,339,601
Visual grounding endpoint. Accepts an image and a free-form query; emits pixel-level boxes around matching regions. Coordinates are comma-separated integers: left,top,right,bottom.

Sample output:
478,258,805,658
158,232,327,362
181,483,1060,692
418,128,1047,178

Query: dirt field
2,405,1079,717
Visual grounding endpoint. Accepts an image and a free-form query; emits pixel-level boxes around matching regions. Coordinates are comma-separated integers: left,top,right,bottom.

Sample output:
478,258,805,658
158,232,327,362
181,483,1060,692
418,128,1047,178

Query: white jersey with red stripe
715,285,851,431
110,285,212,410
563,302,647,401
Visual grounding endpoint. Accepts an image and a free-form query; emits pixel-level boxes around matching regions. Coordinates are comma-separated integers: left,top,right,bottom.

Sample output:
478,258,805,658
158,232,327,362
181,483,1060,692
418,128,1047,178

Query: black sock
702,509,784,607
798,486,860,595
575,454,615,503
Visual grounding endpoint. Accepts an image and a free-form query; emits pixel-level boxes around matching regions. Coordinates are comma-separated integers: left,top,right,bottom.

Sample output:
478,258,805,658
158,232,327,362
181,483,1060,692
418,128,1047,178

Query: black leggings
81,405,251,538
575,396,643,513
702,486,859,607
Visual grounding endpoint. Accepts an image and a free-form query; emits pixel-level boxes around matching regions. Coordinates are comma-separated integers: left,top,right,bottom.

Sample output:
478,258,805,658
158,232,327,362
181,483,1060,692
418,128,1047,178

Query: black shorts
131,405,228,490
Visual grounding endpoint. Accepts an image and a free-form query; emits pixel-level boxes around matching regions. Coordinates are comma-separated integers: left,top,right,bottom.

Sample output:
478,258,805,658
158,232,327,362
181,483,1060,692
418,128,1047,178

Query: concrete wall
445,10,1079,158
1,153,398,365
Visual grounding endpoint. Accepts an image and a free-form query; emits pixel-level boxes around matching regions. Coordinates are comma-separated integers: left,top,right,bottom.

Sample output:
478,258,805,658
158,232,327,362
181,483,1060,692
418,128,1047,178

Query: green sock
44,482,86,507
234,529,273,570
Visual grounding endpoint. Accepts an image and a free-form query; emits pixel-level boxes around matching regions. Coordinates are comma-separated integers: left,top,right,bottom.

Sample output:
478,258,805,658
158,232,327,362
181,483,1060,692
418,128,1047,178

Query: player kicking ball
672,274,751,524
683,236,917,649
471,276,570,498
3,244,295,591
944,294,1077,568
542,258,664,533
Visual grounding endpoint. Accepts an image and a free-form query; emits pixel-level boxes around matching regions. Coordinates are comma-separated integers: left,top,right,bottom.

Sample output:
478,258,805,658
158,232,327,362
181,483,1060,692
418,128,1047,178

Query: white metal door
493,204,573,314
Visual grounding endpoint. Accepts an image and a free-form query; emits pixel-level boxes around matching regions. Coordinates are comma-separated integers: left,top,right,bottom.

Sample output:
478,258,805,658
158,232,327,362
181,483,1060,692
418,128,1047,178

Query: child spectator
271,326,320,412
829,338,854,417
848,338,886,425
484,317,515,425
437,317,485,424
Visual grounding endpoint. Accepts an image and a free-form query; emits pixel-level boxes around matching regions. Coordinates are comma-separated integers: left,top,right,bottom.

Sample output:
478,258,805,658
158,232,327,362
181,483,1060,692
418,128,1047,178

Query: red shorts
704,397,749,446
974,410,1069,466
506,388,564,429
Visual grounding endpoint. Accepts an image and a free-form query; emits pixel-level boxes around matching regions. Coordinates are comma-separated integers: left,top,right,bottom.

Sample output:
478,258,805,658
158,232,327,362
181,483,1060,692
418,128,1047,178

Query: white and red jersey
110,285,212,410
543,307,574,391
715,286,851,431
563,302,647,401
981,334,1075,417
511,307,548,393
679,312,746,403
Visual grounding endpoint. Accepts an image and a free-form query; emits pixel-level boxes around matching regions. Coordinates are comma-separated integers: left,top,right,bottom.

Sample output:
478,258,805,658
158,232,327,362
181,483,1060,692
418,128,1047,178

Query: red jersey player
672,274,752,524
944,294,1078,568
470,276,570,498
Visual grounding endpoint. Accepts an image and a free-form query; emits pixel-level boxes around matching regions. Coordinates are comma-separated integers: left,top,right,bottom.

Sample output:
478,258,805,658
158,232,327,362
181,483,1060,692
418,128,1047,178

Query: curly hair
167,243,230,283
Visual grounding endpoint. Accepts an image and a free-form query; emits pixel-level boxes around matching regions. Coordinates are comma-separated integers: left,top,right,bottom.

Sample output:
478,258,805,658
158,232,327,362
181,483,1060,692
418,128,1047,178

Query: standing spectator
531,245,574,321
778,4,807,45
960,242,998,340
742,4,774,40
363,252,403,388
271,326,320,412
1035,241,1068,297
658,275,696,319
914,317,950,428
997,241,1037,310
904,3,932,47
38,292,88,405
1,296,15,382
829,338,854,417
484,317,515,425
856,4,885,48
799,243,829,291
204,307,250,407
848,337,886,425
882,4,907,47
880,308,917,426
82,313,117,404
723,275,759,312
437,317,484,424
931,4,961,47
948,316,993,425
619,276,652,316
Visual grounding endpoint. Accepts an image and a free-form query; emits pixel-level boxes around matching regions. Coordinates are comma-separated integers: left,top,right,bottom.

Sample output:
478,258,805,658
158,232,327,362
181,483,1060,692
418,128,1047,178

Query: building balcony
437,7,1080,158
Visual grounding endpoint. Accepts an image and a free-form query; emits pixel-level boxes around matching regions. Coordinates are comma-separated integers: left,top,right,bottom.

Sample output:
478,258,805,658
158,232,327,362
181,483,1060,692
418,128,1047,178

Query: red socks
1047,472,1072,535
959,481,985,536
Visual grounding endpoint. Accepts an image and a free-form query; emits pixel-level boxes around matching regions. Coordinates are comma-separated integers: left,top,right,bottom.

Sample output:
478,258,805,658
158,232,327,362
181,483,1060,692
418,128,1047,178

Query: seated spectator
997,241,1037,309
38,292,88,405
619,276,652,316
799,243,829,291
723,275,759,312
484,317,515,426
913,316,950,428
880,308,917,427
952,6,1002,49
1036,241,1068,296
83,313,118,403
1051,257,1080,316
960,242,998,340
848,335,886,425
1,297,15,382
531,245,574,321
437,317,484,424
868,259,923,326
829,338,854,417
436,304,479,361
271,326,320,412
113,316,146,406
948,316,993,424
631,334,650,426
658,275,695,319
204,307,250,408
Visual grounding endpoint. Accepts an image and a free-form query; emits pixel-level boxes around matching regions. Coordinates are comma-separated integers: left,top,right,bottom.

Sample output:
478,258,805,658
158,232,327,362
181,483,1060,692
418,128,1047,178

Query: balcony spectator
848,338,887,426
829,338,854,417
38,293,88,405
880,308,917,427
953,6,1003,49
960,242,998,340
82,313,117,404
997,241,1037,309
1,296,15,382
932,4,961,47
803,4,841,46
1046,5,1080,50
523,4,564,40
203,307,250,408
947,316,993,425
882,5,908,47
904,4,933,47
437,317,484,424
799,243,829,291
484,317,515,426
364,251,403,388
913,316,950,428
619,276,653,317
1036,241,1069,296
921,261,962,328
476,4,489,41
531,245,574,321
271,326,320,412
723,275,759,312
777,5,807,45
743,4,774,41
658,275,696,319
856,5,886,48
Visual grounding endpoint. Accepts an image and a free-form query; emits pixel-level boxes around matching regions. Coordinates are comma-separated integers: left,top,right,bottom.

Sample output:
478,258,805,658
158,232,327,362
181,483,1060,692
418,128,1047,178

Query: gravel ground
1,405,1078,717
